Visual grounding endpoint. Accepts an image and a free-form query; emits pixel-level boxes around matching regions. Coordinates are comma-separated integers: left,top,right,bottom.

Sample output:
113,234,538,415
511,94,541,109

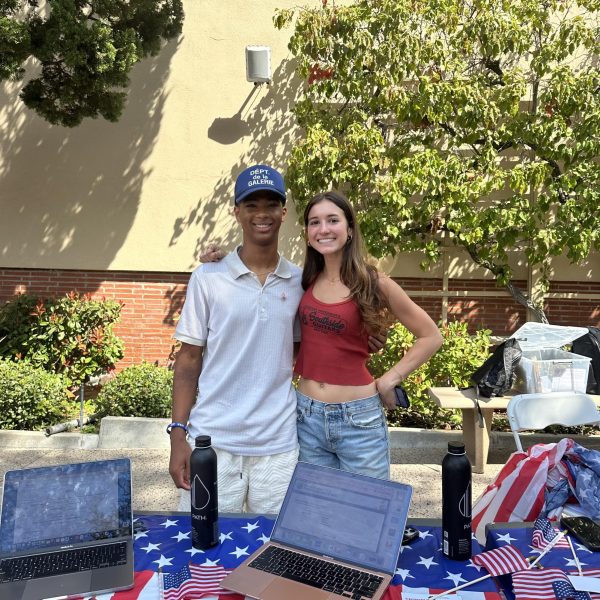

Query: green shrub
0,292,124,386
369,321,492,429
0,359,71,430
95,363,173,418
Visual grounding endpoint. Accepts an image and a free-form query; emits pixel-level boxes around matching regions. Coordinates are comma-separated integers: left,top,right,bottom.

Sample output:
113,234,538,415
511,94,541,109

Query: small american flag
569,569,600,600
513,567,591,600
472,545,530,576
162,563,240,600
532,517,570,550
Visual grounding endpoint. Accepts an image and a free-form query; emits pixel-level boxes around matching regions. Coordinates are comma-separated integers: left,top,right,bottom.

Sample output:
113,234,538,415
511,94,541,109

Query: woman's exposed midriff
297,377,378,403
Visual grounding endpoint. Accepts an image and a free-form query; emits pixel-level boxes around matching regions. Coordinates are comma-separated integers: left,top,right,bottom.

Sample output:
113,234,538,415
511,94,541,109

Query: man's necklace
252,264,278,276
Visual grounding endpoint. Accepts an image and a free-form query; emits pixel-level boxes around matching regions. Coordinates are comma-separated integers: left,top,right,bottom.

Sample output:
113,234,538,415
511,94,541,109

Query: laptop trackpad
23,572,92,600
262,577,332,600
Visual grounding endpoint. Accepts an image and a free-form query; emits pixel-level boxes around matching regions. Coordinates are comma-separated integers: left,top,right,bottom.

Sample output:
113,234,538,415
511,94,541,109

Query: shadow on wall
0,39,180,273
170,58,305,265
166,57,306,325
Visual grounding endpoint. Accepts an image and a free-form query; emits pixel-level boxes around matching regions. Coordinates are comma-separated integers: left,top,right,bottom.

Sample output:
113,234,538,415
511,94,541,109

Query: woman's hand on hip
376,375,397,410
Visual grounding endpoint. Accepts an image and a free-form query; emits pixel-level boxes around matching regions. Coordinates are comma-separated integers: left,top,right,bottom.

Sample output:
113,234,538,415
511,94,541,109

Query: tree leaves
1,0,184,126
277,0,600,318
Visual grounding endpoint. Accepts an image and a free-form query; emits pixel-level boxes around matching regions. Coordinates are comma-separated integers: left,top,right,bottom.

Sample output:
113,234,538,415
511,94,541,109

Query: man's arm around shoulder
169,342,203,491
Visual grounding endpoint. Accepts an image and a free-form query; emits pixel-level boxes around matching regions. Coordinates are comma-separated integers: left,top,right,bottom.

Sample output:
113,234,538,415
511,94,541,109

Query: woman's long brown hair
302,191,393,335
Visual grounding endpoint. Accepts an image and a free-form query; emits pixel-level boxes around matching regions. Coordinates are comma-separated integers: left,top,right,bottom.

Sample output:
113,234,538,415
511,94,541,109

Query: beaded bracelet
166,422,188,434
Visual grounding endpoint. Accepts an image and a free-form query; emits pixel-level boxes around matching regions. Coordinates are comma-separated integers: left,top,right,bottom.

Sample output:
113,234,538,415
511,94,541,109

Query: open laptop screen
0,459,132,556
271,462,412,575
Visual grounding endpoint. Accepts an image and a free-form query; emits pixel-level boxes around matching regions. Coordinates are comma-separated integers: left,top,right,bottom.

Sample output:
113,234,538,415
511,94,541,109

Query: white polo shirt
174,249,303,455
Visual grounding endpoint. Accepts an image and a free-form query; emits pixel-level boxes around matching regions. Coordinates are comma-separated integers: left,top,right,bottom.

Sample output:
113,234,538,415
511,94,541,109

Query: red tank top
294,286,374,385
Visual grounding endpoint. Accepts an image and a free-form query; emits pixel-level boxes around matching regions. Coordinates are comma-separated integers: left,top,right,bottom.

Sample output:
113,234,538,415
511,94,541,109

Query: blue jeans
296,390,390,479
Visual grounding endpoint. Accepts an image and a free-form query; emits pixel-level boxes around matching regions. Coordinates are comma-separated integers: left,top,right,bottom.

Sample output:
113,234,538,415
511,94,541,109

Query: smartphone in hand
394,386,410,409
561,516,600,551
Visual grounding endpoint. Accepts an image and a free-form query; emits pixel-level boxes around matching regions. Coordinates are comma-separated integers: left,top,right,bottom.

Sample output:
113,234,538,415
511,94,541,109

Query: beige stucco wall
0,0,309,272
382,248,600,282
0,0,598,285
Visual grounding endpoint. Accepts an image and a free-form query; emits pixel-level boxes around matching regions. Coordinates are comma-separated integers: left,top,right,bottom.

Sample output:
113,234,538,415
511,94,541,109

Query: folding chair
507,392,600,452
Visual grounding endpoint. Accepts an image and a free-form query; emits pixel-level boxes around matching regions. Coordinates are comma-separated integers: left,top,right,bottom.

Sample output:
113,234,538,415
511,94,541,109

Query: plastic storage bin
510,322,591,394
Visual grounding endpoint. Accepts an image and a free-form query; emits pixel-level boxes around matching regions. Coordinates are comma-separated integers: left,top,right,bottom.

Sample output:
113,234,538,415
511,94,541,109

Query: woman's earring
346,235,352,245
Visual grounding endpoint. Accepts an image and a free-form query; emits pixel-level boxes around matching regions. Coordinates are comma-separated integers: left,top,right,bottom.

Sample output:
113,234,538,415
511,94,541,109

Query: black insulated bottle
190,435,218,549
442,441,472,560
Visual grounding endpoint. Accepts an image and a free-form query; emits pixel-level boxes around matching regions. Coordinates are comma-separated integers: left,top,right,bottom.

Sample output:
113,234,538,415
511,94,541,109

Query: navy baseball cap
234,164,286,205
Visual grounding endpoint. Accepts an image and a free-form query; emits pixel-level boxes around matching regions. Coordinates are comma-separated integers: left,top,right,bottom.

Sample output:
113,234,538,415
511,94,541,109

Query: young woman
294,190,443,479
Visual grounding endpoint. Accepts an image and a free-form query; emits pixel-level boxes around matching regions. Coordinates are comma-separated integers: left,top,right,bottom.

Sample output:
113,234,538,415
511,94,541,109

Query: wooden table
428,387,600,474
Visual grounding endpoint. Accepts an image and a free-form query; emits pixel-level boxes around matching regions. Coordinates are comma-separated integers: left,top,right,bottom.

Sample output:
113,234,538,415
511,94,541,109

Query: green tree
275,0,600,321
0,0,183,126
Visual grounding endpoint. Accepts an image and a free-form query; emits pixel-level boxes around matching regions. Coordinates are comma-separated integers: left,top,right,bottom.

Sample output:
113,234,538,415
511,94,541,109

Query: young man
168,165,304,514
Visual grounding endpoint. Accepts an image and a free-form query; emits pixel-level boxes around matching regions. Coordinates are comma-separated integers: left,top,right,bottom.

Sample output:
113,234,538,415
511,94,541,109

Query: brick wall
396,277,600,335
2,268,599,369
545,281,600,327
0,268,189,369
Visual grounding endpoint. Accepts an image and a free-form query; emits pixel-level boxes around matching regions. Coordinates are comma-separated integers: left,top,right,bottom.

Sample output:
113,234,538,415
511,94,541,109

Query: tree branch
522,140,561,177
395,220,549,322
463,244,548,322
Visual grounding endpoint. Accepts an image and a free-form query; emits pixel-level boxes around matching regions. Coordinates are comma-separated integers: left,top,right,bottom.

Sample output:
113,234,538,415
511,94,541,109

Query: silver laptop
0,459,134,600
221,461,412,600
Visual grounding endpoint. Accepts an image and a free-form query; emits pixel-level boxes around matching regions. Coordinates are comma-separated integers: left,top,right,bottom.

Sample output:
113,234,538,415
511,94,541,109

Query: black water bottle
190,435,218,549
442,441,472,560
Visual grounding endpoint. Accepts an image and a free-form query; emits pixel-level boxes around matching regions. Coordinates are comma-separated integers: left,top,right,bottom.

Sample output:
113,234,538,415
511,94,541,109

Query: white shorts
178,446,299,514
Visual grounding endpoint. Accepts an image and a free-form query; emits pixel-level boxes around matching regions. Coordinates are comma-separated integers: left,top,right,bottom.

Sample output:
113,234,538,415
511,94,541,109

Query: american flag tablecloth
485,523,600,600
76,515,504,600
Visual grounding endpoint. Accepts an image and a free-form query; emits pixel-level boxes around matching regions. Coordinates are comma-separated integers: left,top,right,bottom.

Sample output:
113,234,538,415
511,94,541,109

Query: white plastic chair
507,392,600,452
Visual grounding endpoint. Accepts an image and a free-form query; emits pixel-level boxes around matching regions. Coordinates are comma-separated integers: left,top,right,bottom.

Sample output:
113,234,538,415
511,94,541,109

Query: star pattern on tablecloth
131,516,500,598
445,571,467,586
154,554,174,568
496,532,517,544
161,518,178,528
416,556,438,569
219,531,233,543
171,531,190,542
132,516,279,576
395,568,415,581
134,530,148,540
466,559,482,571
575,543,594,554
230,546,250,558
564,557,588,568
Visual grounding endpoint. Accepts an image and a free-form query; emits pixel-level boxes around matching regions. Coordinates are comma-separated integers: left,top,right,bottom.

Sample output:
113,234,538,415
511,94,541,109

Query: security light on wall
246,46,271,84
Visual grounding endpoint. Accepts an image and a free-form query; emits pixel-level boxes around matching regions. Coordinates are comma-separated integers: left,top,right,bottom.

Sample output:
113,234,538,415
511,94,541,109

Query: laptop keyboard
0,541,127,583
248,545,383,599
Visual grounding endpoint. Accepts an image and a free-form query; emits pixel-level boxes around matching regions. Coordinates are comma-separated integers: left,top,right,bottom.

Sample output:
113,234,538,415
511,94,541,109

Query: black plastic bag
572,327,600,394
470,338,522,398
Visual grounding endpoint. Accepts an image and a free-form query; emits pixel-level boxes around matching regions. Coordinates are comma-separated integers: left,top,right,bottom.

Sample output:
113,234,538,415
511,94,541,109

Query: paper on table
403,594,460,600
568,576,600,593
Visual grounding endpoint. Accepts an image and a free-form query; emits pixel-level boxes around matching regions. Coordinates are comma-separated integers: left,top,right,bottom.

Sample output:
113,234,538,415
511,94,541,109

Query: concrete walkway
1,417,596,519
0,446,506,519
